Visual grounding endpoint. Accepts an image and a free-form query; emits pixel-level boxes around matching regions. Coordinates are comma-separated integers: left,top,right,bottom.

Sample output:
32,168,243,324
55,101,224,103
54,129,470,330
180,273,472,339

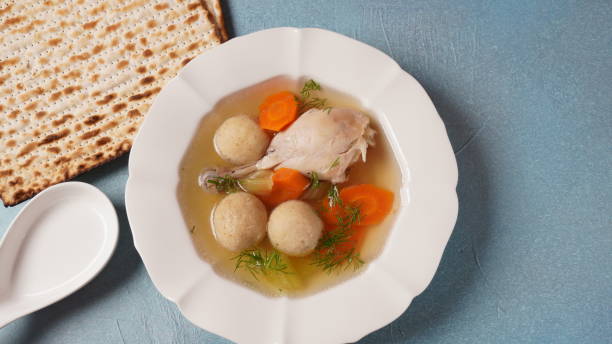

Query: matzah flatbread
0,0,221,206
203,0,228,41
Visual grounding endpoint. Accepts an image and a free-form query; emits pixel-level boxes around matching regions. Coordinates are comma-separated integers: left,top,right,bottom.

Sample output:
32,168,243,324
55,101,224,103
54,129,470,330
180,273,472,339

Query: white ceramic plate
125,28,458,344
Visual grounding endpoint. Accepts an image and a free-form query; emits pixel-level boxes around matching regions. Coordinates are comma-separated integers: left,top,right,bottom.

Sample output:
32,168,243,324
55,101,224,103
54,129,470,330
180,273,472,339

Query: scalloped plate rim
125,27,458,344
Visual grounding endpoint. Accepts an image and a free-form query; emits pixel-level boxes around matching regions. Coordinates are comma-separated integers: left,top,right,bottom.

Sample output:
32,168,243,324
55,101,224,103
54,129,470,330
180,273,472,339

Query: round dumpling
212,192,267,251
267,200,323,257
214,114,270,165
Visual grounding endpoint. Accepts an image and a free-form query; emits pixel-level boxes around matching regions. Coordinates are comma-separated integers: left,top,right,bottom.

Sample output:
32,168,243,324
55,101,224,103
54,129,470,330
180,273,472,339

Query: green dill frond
206,175,240,194
318,224,351,249
341,249,365,271
303,97,329,110
343,205,361,226
311,247,364,273
311,202,365,273
300,79,322,98
232,249,290,280
299,79,331,112
308,172,320,190
319,206,360,249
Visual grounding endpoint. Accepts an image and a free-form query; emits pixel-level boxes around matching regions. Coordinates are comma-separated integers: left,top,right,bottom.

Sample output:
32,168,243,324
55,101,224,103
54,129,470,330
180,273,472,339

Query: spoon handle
0,296,44,328
0,303,20,328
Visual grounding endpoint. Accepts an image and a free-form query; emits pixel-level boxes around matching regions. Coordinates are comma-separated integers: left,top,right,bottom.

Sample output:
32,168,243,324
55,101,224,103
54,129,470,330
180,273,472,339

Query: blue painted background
1,1,611,343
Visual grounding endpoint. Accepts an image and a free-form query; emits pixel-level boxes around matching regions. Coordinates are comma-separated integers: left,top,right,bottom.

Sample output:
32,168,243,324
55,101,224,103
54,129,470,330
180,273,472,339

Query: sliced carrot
340,184,394,225
319,184,394,226
259,91,299,131
259,168,309,207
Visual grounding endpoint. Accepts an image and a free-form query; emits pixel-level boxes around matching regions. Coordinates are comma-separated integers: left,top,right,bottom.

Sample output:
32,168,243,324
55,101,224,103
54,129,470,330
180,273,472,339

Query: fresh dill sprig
300,79,322,98
312,247,364,273
318,205,360,249
312,194,364,273
299,79,331,111
232,249,290,280
318,219,352,249
302,172,331,201
342,205,362,227
206,175,240,194
308,171,320,190
303,97,329,110
311,219,364,273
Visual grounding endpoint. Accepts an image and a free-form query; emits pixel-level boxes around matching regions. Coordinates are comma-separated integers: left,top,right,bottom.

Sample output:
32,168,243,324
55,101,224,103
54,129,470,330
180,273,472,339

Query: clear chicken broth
177,76,402,297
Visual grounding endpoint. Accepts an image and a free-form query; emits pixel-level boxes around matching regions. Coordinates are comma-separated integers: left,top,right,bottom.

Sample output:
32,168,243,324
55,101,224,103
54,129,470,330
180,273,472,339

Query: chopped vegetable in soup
177,77,401,297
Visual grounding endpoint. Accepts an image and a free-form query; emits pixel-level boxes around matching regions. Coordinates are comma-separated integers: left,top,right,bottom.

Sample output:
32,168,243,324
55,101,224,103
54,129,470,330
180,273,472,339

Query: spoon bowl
0,182,118,328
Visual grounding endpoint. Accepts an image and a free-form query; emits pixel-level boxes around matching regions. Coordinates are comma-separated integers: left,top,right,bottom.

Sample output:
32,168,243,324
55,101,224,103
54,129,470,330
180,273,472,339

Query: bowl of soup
126,28,458,344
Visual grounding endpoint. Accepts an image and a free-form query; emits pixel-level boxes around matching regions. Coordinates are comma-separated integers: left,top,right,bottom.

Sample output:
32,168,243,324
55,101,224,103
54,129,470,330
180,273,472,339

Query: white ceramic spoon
0,182,118,328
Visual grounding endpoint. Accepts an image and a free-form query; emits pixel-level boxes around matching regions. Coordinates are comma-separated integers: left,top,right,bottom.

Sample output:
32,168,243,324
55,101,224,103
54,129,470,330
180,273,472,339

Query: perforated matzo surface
0,0,222,206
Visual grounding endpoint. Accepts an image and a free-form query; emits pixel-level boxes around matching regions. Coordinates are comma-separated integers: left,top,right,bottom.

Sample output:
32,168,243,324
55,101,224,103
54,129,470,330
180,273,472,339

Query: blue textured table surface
1,1,611,343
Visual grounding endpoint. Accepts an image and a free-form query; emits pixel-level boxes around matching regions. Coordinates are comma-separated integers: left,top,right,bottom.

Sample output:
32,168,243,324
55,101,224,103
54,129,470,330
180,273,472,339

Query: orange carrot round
259,91,298,131
259,168,309,207
320,184,394,226
340,184,394,225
